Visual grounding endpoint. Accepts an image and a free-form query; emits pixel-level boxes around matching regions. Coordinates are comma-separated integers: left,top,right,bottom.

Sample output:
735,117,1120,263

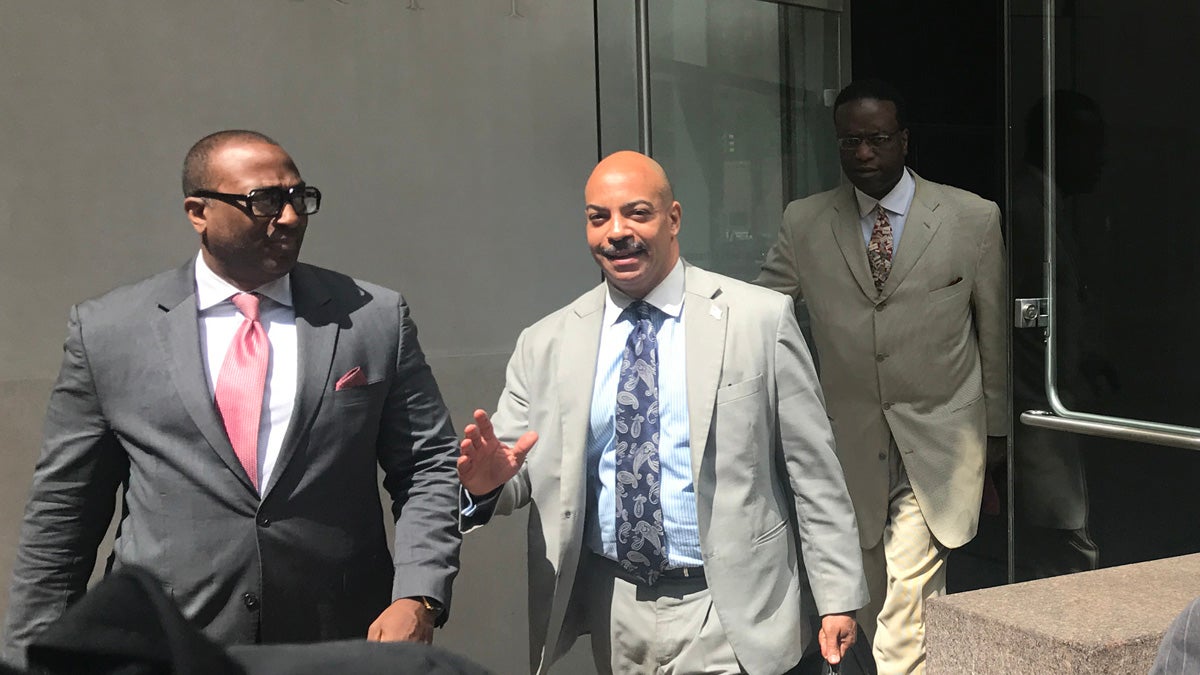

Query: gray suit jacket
463,263,867,675
1151,596,1200,675
757,172,1008,549
3,261,462,665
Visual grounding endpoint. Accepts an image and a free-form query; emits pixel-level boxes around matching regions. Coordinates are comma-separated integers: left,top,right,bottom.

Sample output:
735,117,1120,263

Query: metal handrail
1021,411,1200,451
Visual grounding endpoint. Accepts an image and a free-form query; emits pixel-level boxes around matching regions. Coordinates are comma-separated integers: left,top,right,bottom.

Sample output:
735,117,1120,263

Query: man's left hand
367,597,435,644
818,612,857,665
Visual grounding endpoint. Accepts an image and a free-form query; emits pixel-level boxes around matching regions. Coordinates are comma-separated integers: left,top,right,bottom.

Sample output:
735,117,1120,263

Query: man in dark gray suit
2,130,462,667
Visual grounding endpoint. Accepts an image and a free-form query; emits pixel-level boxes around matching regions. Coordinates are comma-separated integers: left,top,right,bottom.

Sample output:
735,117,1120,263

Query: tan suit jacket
463,263,867,675
757,173,1007,549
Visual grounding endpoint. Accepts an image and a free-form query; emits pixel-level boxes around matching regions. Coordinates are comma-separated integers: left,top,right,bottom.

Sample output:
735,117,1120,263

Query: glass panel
1009,1,1200,581
647,0,844,282
595,0,642,155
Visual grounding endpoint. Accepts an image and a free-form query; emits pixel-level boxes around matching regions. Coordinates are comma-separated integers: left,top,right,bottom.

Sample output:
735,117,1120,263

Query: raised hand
457,409,538,496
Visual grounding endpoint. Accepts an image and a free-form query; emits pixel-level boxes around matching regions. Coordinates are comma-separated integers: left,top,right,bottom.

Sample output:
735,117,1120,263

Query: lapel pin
710,305,723,320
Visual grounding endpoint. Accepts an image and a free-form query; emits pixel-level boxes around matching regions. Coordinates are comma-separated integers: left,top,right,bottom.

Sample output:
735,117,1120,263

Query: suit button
875,303,887,312
882,402,892,410
878,452,887,460
875,353,887,362
258,517,271,527
563,510,572,519
243,592,259,610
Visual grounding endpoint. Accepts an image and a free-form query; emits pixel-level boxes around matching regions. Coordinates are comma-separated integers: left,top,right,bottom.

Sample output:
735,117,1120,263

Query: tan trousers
583,554,744,675
859,446,948,675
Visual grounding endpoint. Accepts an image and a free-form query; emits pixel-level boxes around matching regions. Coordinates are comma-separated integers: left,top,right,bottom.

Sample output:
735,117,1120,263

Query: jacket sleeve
3,305,127,668
756,201,807,302
972,203,1010,436
376,295,462,626
772,296,870,616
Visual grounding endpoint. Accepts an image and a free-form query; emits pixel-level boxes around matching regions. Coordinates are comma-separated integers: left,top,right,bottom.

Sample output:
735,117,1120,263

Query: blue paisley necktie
614,300,667,585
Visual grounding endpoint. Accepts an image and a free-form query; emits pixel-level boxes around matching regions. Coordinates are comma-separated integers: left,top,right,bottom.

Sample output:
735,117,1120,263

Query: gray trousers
582,553,744,675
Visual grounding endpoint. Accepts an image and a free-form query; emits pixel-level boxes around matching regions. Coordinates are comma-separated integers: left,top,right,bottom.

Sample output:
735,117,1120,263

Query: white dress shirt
195,253,297,494
856,167,916,254
584,259,702,567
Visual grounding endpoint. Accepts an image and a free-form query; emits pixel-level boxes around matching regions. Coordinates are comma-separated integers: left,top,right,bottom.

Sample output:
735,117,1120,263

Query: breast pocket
929,276,968,304
716,374,764,405
333,379,386,408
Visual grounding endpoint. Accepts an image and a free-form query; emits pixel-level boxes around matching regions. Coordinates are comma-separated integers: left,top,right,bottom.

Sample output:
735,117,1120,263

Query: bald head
584,151,682,299
586,151,674,206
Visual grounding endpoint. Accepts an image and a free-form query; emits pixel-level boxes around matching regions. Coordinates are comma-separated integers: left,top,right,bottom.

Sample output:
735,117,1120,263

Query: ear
669,201,682,237
184,197,208,235
899,128,910,158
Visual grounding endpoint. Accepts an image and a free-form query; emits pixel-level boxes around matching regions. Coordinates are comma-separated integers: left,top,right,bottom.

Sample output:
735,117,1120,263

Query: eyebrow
585,200,655,211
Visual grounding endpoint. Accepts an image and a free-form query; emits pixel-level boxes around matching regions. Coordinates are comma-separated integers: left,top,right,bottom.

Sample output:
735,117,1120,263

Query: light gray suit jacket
3,261,462,665
463,263,867,675
757,173,1008,549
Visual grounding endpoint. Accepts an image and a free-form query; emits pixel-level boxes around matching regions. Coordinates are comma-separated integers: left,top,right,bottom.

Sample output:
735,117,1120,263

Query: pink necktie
215,293,268,489
867,206,895,292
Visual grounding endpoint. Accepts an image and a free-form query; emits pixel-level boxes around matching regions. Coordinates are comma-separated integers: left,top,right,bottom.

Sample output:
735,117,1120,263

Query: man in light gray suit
3,131,462,667
757,80,1008,674
457,151,868,674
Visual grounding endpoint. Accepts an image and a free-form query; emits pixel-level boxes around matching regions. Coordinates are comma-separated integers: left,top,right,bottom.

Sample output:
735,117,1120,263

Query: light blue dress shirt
584,260,701,567
855,166,916,254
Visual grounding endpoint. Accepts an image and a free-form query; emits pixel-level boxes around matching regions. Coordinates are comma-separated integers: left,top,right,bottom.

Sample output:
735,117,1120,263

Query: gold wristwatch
418,596,443,617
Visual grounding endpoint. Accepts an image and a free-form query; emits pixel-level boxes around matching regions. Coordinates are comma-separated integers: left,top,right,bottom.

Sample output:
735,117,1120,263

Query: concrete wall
0,1,601,672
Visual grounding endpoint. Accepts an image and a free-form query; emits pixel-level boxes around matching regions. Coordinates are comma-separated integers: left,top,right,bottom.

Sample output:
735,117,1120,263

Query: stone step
927,553,1200,674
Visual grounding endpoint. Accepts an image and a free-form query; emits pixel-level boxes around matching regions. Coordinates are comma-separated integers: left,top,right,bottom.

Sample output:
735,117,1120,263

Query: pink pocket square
335,366,368,391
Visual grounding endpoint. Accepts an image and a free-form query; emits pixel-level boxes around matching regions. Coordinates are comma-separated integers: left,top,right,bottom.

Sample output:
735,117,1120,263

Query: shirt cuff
461,489,480,517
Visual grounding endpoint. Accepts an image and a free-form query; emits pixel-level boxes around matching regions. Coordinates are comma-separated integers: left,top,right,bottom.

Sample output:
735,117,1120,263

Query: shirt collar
854,167,915,218
194,251,293,311
603,257,685,326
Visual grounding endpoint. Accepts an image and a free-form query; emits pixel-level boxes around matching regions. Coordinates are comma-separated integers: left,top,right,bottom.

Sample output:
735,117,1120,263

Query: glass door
1007,0,1200,581
597,0,850,282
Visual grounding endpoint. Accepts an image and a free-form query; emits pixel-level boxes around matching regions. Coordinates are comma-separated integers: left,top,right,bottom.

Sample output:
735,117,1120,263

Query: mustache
599,240,646,257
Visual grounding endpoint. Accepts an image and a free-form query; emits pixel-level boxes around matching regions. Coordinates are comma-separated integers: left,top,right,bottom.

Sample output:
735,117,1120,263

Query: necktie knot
231,293,261,322
628,300,655,323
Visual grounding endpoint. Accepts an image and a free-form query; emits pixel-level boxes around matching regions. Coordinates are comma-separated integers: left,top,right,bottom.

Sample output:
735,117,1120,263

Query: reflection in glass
1010,90,1104,580
647,0,843,282
1009,1,1200,580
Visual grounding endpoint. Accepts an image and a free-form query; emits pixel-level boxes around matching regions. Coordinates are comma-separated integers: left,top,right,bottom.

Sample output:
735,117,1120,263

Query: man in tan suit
458,151,868,674
757,80,1008,674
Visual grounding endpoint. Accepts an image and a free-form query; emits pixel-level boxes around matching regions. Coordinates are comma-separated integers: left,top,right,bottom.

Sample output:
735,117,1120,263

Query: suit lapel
882,173,943,298
682,264,727,490
556,284,605,551
153,262,257,494
262,264,339,499
542,285,604,645
829,186,878,299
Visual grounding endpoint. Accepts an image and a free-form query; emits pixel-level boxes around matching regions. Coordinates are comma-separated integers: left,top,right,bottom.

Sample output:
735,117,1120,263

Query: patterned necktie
867,205,895,292
614,301,667,585
215,293,269,490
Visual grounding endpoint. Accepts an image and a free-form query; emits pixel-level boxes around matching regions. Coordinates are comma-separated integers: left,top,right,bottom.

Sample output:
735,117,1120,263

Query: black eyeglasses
837,132,902,151
191,184,322,218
